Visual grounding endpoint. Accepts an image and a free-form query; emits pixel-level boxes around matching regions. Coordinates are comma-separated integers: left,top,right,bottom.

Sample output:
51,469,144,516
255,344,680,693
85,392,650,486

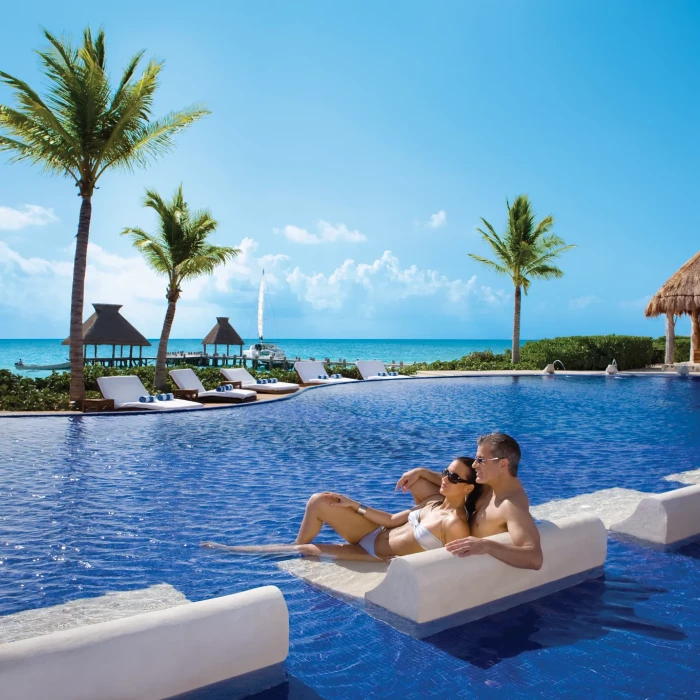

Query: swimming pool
2,376,699,698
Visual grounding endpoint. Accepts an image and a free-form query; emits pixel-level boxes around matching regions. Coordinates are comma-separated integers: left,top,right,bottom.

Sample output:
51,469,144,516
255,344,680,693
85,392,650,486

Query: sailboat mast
257,270,265,343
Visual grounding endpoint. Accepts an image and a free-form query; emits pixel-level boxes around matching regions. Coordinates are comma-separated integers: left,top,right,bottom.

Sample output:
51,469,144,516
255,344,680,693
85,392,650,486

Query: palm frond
469,195,574,294
467,253,512,279
0,27,209,190
121,226,171,273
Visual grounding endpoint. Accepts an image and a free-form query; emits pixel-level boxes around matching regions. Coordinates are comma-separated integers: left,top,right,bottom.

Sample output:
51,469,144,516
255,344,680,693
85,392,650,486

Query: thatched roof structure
62,304,151,347
645,250,700,317
201,317,245,347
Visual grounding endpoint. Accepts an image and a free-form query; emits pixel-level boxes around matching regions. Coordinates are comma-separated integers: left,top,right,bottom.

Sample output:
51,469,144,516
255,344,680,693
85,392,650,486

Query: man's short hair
477,432,521,476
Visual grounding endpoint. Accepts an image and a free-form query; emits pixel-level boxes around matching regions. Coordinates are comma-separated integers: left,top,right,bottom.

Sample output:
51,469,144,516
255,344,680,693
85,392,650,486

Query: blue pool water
1,376,699,698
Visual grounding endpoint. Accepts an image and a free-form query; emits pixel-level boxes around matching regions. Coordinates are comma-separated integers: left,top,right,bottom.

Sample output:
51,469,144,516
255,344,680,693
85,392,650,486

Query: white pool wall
365,515,606,626
0,585,288,700
610,484,700,544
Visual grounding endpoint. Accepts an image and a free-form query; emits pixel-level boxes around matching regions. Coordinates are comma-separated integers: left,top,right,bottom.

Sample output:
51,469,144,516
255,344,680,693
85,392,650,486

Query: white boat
15,360,71,371
243,270,286,362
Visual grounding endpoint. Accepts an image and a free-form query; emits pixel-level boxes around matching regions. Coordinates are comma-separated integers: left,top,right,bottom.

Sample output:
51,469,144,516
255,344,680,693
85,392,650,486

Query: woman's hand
395,468,425,492
323,492,360,510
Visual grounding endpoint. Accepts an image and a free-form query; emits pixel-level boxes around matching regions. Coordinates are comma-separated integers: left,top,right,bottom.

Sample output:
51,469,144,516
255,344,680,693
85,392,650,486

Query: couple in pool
203,432,543,570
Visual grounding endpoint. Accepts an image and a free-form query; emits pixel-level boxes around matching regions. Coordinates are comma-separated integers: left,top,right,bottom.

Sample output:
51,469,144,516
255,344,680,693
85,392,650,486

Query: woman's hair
454,456,482,519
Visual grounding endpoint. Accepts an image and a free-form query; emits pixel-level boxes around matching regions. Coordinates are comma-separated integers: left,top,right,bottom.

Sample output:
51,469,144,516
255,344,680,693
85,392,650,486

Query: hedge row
400,335,673,374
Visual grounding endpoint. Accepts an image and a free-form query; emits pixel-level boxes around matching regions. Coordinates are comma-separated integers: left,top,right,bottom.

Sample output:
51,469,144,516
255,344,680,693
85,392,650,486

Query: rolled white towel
317,374,328,380
330,373,342,379
139,395,155,403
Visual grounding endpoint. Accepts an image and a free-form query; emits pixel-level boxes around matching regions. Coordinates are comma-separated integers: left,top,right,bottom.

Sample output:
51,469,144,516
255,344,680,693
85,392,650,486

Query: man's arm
445,503,543,570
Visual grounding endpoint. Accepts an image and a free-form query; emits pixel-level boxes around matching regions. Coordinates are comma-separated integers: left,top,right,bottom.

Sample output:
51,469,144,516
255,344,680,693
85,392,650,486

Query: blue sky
1,1,698,340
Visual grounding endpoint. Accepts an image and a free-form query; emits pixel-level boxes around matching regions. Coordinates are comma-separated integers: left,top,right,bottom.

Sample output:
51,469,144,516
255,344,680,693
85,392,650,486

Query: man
395,432,543,570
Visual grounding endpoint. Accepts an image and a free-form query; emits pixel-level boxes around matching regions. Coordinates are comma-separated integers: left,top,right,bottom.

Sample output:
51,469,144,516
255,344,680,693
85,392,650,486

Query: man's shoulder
498,487,532,515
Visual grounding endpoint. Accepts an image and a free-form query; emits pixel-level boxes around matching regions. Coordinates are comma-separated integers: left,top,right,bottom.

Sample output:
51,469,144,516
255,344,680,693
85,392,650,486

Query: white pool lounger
355,360,410,380
281,514,607,637
170,368,257,403
610,484,700,545
97,376,203,411
294,361,358,385
220,367,299,393
0,586,289,700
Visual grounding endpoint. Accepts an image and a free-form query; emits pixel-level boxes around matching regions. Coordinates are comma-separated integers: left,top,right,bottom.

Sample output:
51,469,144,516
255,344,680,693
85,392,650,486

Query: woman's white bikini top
408,509,443,550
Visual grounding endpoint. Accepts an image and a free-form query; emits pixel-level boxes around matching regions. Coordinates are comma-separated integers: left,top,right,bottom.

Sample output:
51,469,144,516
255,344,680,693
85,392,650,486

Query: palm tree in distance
469,195,575,364
122,186,239,391
0,27,209,403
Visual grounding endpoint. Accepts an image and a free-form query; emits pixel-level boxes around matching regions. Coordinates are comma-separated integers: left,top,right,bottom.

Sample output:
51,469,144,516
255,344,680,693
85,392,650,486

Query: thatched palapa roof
645,250,700,317
201,317,245,346
62,304,151,346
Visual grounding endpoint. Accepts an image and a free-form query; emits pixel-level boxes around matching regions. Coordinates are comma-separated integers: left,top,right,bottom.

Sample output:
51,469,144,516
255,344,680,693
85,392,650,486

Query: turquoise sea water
0,338,514,375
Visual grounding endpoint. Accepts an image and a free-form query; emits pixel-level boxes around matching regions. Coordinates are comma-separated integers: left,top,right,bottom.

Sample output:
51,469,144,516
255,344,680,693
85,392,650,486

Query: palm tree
469,195,575,364
122,186,239,390
0,28,209,403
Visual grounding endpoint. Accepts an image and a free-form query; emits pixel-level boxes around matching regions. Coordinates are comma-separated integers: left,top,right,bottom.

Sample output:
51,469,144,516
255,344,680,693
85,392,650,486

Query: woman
201,457,481,561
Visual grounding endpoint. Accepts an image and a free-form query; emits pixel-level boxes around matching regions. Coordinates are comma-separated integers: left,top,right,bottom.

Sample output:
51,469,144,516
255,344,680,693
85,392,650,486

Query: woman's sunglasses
442,468,472,484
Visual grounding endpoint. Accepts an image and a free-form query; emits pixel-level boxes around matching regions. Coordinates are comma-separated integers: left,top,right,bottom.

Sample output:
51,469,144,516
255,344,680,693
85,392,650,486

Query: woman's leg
295,493,379,544
200,541,382,562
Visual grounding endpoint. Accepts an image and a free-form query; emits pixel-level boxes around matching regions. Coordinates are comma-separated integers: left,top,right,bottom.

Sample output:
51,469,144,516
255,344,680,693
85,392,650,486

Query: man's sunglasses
442,468,472,484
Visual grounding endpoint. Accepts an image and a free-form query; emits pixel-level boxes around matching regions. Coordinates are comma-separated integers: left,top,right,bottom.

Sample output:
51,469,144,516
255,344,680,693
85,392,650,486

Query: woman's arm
323,492,411,528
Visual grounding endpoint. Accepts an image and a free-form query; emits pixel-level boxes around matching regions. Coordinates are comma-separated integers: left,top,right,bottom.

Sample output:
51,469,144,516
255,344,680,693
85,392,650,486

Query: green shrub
519,335,654,371
652,336,691,364
0,370,71,411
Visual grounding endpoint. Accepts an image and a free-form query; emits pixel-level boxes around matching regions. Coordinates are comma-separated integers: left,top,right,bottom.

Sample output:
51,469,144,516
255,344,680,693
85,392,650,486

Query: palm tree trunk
155,298,177,391
512,285,522,364
665,312,675,364
69,195,92,404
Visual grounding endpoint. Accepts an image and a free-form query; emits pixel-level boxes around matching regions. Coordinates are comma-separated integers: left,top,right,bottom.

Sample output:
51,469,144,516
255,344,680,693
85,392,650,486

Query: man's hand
395,468,424,492
445,536,490,558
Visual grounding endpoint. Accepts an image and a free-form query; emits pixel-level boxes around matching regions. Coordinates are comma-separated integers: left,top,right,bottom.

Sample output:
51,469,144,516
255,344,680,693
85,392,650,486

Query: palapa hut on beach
62,303,151,366
202,317,245,356
645,250,700,364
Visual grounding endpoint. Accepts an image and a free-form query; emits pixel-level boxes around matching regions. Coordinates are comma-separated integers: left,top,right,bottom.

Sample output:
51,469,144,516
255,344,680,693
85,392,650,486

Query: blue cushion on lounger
389,372,398,376
318,374,328,379
330,374,342,379
139,395,155,403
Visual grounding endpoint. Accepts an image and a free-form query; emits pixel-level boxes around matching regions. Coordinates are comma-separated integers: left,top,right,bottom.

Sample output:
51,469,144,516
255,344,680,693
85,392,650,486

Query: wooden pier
81,351,409,371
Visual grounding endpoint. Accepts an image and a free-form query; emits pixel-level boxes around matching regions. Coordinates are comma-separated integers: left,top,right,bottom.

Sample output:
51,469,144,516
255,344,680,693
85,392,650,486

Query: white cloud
286,249,508,313
277,220,366,245
428,210,447,228
0,239,508,335
0,205,58,230
569,295,600,310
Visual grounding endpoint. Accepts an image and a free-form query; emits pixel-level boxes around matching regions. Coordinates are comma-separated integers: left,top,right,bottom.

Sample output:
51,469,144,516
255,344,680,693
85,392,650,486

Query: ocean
1,338,514,376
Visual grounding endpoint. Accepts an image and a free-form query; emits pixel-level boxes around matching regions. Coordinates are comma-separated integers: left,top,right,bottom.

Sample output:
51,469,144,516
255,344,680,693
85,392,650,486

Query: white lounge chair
97,375,203,411
170,368,257,403
294,361,358,385
220,368,299,394
355,360,407,380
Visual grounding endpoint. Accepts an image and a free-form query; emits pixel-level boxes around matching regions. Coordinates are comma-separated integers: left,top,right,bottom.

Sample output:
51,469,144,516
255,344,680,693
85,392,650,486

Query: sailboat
242,270,286,361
